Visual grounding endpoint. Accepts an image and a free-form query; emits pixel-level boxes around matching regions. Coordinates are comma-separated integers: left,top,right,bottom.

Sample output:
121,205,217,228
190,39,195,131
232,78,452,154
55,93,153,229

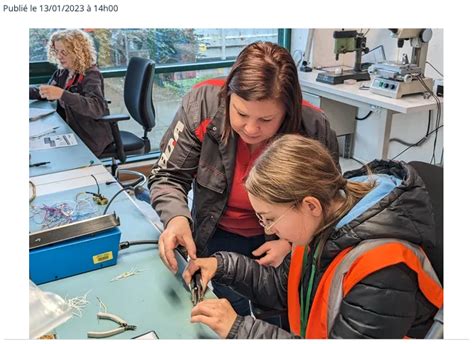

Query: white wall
291,29,444,164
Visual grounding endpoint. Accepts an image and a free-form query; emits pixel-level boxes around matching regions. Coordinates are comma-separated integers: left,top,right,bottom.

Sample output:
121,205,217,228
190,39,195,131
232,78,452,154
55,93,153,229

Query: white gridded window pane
30,29,279,68
195,29,278,61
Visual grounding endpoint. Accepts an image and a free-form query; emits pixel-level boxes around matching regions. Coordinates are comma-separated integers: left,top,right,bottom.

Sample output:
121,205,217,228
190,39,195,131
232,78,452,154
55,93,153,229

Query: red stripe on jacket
193,79,226,89
195,118,212,142
302,99,322,112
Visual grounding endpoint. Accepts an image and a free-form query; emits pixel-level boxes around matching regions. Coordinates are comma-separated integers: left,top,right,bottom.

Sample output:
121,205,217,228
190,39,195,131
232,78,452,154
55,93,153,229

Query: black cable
389,110,433,147
390,125,443,161
356,110,373,121
415,74,442,164
389,137,426,147
348,156,366,167
426,110,432,137
119,240,158,250
425,61,444,77
431,97,442,164
103,186,134,215
91,174,100,195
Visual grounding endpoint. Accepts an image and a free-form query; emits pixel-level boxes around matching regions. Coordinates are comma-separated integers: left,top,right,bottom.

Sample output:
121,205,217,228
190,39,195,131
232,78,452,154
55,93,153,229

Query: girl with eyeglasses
183,134,442,339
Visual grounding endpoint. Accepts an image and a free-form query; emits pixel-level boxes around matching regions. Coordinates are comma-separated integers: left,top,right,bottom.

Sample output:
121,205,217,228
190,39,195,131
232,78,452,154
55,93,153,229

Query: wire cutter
190,270,204,306
87,312,136,338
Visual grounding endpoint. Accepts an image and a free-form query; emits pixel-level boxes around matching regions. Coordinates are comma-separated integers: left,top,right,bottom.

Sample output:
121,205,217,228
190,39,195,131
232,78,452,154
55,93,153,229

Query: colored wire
30,199,98,229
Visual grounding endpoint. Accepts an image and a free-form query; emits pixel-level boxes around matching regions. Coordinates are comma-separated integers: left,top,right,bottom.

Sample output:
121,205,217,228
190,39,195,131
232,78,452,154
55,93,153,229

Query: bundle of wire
30,198,98,229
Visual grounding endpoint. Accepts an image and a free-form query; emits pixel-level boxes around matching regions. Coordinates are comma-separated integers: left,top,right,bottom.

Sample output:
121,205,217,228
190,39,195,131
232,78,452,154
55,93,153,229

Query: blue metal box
30,227,121,285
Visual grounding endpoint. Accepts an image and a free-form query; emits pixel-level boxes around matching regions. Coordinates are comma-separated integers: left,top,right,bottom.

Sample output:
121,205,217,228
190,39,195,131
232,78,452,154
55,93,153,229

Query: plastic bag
29,280,73,339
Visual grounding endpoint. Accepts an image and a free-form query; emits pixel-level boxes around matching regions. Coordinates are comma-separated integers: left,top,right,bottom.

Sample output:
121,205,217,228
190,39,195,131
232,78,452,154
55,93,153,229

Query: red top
218,137,266,237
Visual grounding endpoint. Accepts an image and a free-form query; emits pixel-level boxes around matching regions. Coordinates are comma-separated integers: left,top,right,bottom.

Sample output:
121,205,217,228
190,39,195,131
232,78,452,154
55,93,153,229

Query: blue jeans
207,228,265,316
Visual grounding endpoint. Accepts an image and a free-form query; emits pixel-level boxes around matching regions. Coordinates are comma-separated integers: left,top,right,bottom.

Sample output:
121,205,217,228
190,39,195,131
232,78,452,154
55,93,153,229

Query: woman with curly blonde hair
30,29,113,156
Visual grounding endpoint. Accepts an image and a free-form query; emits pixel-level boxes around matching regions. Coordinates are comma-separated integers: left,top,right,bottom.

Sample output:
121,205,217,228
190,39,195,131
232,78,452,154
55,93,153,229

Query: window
29,28,288,158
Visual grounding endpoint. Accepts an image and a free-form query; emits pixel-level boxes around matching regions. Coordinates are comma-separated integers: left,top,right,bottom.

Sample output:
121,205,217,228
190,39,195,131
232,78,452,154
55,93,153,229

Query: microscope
316,30,371,85
368,29,434,98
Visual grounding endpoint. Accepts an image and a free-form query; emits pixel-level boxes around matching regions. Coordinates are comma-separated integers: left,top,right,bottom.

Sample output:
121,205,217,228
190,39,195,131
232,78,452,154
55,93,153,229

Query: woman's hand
182,257,218,291
190,299,237,338
252,239,291,267
39,85,64,101
159,216,196,273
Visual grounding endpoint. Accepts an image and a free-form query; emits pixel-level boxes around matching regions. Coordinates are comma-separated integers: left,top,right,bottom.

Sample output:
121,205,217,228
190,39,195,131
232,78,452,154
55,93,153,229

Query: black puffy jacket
212,160,440,339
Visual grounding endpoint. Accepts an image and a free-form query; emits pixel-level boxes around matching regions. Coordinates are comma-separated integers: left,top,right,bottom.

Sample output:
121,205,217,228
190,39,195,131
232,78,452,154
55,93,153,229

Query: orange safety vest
288,239,443,339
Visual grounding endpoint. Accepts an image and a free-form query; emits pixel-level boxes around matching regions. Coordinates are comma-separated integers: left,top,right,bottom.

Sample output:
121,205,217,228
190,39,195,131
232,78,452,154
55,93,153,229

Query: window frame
30,29,291,83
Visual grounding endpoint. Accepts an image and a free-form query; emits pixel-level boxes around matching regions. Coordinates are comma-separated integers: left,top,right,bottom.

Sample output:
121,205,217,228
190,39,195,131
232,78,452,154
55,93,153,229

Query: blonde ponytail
246,134,375,266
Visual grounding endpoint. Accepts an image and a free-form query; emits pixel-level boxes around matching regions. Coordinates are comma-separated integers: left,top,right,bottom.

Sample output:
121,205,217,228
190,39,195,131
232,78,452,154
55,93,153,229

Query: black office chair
408,161,443,339
408,161,443,284
99,57,156,185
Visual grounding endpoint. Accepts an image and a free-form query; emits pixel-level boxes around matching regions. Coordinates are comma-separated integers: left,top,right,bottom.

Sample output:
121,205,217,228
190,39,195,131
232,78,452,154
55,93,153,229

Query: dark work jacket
30,66,113,156
213,160,439,339
148,80,340,256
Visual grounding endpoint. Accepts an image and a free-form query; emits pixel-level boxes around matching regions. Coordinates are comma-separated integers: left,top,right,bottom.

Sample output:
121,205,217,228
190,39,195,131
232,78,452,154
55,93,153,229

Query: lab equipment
316,30,370,85
30,213,121,284
368,29,434,98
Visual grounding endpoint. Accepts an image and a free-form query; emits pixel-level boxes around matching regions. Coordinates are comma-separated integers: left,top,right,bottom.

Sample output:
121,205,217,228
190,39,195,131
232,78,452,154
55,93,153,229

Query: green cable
300,241,321,338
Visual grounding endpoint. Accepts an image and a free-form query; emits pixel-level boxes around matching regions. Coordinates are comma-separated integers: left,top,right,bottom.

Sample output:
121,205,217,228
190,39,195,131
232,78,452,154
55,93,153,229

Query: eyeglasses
51,49,69,57
256,205,295,235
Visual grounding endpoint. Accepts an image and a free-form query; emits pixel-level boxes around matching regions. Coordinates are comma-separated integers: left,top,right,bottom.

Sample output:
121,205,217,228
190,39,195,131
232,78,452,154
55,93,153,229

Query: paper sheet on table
29,107,55,121
29,133,78,151
29,122,57,139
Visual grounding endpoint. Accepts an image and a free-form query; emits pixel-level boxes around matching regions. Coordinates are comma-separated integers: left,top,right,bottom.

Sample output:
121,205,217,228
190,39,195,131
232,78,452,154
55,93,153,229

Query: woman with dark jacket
183,134,443,339
29,29,113,156
148,42,339,316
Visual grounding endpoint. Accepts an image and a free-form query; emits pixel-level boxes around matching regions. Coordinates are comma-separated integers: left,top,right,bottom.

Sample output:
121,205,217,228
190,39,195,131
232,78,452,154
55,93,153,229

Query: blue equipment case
30,227,121,285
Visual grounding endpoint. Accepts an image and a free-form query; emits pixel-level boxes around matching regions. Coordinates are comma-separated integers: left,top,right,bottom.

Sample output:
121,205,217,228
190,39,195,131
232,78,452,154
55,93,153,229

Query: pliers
87,312,136,338
190,270,204,306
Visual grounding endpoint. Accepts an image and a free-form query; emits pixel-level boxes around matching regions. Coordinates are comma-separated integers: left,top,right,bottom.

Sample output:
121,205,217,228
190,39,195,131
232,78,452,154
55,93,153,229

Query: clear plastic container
29,280,73,339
